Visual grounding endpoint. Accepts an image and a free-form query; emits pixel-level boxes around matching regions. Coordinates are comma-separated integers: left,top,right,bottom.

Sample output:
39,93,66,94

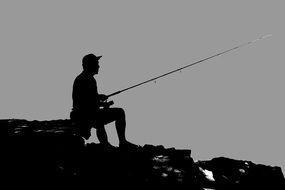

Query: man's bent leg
77,121,92,140
115,108,127,143
113,108,138,148
97,108,127,144
96,125,108,144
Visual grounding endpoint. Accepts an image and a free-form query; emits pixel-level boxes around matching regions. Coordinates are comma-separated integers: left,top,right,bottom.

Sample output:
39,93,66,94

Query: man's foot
119,141,139,149
101,142,116,149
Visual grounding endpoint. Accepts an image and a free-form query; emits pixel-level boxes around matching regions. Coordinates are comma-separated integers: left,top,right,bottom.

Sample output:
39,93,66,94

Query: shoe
119,141,139,149
101,142,116,149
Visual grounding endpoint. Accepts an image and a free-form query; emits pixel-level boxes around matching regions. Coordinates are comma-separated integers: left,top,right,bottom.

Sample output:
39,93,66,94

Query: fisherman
70,53,136,148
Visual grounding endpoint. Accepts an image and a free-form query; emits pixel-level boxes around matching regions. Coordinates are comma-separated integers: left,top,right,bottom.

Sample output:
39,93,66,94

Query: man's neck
82,70,95,77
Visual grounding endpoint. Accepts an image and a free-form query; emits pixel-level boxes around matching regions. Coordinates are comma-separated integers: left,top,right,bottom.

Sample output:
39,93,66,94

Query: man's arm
98,94,114,109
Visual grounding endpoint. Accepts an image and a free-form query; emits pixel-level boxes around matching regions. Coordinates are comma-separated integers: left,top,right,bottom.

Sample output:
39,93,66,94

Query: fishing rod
107,34,272,98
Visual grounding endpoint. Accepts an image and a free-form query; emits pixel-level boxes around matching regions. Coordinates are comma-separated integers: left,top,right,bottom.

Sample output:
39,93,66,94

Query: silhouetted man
70,53,135,148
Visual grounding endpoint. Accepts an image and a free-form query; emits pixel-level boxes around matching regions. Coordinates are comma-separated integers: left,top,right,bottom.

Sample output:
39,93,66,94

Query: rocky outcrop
0,119,284,189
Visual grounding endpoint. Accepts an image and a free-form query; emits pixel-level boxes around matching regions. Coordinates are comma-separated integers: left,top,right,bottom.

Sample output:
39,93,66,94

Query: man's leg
96,124,108,144
115,108,127,143
77,121,92,140
96,108,127,144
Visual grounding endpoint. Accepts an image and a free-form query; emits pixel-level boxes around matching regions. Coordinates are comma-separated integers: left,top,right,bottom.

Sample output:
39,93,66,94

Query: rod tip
262,34,273,39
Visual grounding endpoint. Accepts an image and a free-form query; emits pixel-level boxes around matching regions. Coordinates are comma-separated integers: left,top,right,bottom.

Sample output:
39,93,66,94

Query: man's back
72,71,100,118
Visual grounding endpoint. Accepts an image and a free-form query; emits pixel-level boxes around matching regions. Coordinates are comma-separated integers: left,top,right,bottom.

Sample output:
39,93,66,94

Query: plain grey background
1,1,284,173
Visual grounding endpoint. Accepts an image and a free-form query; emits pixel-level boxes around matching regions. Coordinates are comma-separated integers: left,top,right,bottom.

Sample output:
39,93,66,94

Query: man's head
82,54,102,75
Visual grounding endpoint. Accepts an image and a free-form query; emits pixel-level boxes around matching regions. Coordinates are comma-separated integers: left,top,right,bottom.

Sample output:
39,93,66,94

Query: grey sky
0,1,284,172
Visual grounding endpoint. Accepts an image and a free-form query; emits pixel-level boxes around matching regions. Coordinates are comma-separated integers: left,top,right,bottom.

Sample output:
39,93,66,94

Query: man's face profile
83,59,100,76
82,54,102,76
88,61,99,76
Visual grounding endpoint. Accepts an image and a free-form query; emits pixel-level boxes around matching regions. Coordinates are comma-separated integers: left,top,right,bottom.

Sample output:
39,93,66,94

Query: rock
0,119,284,189
197,157,285,190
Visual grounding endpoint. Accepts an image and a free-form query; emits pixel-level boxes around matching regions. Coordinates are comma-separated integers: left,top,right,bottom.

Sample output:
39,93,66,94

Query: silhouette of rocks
0,119,284,189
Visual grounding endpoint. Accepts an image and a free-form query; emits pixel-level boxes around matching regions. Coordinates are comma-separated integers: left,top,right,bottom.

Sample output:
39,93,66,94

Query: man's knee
116,107,125,115
115,108,125,119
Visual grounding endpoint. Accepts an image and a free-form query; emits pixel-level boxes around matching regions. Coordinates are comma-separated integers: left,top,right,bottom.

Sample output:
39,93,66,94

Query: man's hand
99,94,108,101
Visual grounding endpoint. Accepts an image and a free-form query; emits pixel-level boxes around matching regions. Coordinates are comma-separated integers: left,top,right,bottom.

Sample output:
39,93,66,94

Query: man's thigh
95,107,123,125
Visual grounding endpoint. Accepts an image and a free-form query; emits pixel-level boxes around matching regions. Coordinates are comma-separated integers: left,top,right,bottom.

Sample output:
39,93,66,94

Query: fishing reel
100,100,114,109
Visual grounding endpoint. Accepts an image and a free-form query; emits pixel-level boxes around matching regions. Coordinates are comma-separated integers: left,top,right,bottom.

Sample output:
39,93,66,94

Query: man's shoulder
74,72,96,84
75,72,87,81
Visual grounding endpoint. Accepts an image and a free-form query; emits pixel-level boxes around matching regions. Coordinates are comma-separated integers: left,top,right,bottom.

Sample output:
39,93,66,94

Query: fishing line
107,34,272,98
